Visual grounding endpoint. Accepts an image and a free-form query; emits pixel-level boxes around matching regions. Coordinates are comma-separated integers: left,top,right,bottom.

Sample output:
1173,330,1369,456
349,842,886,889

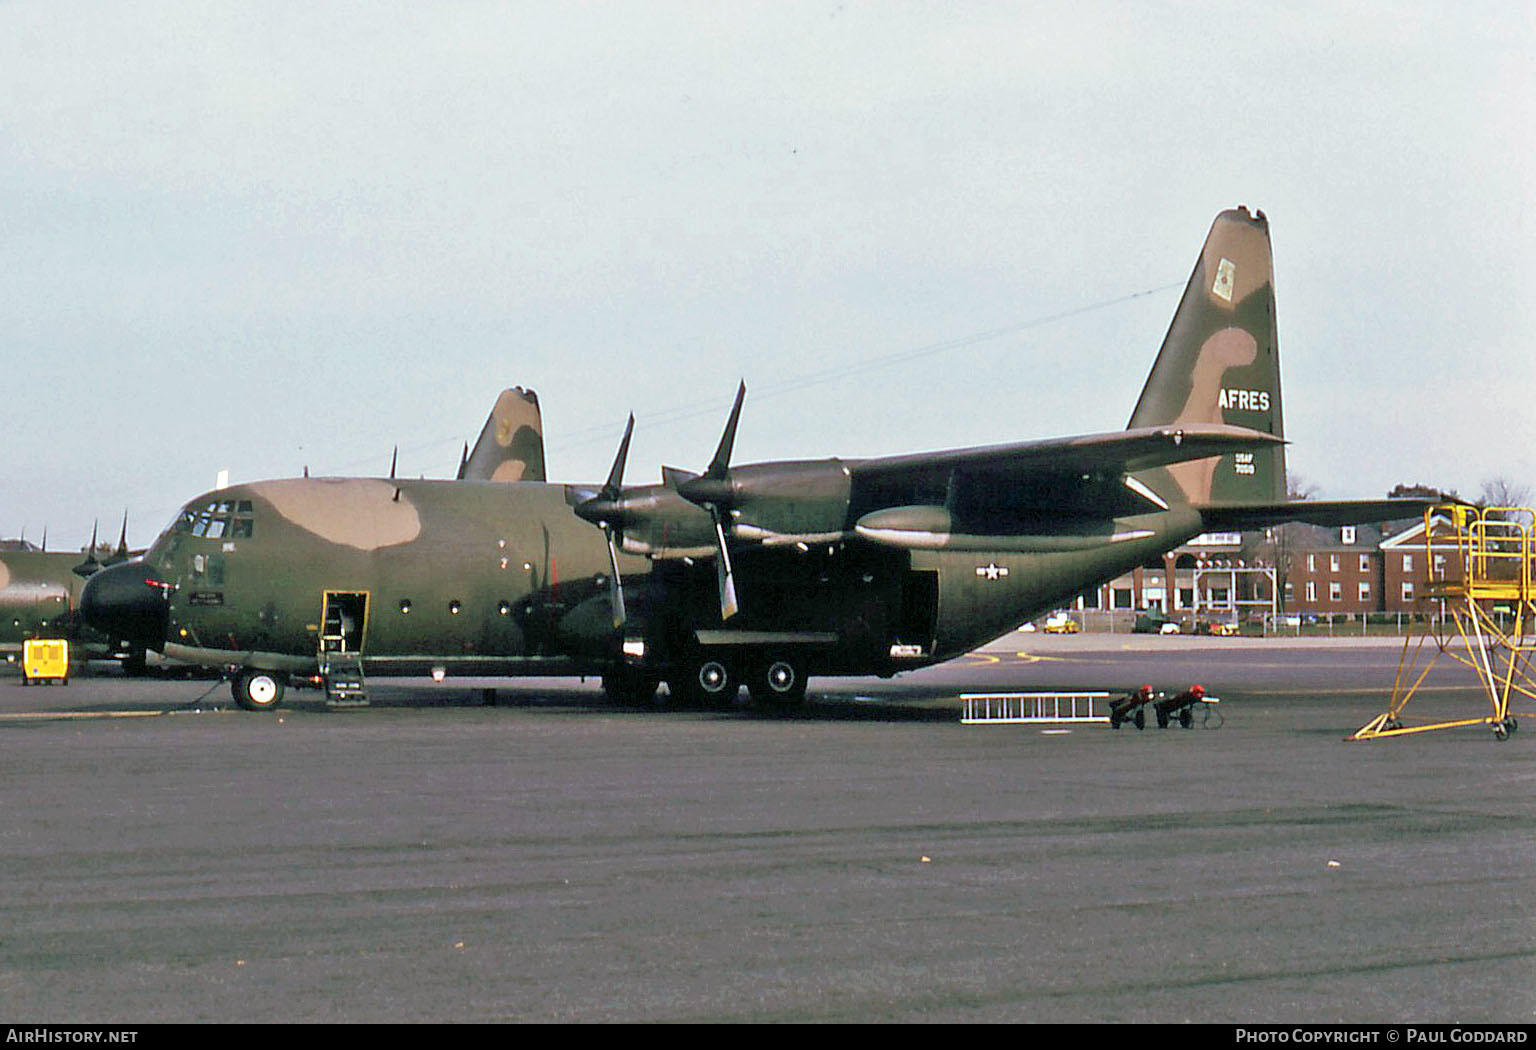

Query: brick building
1073,515,1445,621
1282,523,1385,615
1379,513,1467,613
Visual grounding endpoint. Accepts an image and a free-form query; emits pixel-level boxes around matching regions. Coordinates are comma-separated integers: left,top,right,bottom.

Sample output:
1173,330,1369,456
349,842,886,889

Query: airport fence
1064,609,1464,638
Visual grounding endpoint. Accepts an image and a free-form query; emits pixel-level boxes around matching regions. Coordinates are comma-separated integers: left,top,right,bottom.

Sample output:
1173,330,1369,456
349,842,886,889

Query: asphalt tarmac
1,635,1532,1023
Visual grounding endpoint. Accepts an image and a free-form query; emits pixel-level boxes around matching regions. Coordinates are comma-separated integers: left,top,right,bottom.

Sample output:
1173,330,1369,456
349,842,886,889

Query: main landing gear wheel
747,656,807,709
121,648,148,677
674,655,738,709
233,669,287,711
602,666,661,708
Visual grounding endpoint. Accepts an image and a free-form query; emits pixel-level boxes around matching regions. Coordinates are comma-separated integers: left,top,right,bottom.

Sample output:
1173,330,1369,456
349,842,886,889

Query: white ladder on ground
960,691,1112,725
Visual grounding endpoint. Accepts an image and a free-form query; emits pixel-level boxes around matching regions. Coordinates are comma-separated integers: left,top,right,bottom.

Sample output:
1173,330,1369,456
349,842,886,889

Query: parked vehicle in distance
1042,611,1080,634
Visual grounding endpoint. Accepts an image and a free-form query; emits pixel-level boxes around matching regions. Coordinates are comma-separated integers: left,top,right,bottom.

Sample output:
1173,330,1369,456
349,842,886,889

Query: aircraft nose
79,561,170,651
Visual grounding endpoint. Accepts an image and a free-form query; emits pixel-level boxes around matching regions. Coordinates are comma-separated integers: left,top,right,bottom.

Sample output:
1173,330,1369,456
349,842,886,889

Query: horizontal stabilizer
1199,499,1436,531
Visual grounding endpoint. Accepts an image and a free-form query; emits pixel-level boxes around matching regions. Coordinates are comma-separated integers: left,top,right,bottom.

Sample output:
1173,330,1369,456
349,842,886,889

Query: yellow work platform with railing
1351,504,1533,741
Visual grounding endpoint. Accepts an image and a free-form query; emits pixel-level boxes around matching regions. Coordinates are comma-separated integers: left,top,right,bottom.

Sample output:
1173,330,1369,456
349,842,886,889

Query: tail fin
1128,207,1286,507
460,387,547,482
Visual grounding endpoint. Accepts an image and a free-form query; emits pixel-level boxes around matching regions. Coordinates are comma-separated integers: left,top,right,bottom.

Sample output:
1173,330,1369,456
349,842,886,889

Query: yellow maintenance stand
1352,504,1532,741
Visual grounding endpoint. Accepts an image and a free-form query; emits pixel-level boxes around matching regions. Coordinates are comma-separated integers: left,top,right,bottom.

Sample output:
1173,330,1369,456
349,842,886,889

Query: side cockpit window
175,499,256,540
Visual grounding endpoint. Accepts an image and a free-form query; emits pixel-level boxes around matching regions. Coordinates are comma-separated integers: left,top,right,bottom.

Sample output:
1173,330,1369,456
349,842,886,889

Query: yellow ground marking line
0,708,232,722
961,651,1071,665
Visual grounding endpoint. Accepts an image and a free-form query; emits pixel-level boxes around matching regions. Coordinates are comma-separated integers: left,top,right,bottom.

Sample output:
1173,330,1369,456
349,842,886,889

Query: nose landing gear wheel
233,669,287,711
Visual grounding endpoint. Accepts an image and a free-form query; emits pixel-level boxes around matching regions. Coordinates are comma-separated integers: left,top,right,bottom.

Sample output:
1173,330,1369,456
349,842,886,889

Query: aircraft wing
845,423,1286,523
851,423,1282,488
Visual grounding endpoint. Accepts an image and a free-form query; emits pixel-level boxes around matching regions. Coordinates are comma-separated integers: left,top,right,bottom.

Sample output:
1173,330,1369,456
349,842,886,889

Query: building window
1402,582,1415,602
1359,582,1371,601
1306,581,1317,603
1360,554,1370,572
1403,553,1414,573
1342,526,1356,544
1307,554,1316,572
1330,581,1342,602
1330,554,1340,572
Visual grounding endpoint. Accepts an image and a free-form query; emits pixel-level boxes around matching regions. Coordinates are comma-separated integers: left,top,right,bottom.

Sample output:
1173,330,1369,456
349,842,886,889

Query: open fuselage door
892,569,939,660
320,590,369,706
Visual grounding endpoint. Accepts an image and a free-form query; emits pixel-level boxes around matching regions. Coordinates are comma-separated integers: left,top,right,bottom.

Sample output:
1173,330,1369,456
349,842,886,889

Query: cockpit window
175,499,255,539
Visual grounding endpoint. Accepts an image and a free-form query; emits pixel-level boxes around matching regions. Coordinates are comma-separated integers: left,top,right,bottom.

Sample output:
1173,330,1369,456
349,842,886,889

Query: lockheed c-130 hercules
3,387,544,681
81,208,1425,711
1,518,138,670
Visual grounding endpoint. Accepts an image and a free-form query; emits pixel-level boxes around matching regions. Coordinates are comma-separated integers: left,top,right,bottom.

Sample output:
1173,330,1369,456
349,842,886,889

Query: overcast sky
2,2,1532,547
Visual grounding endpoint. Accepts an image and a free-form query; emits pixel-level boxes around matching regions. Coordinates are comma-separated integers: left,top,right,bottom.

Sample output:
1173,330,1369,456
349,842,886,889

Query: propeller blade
705,381,746,480
575,416,636,630
603,415,635,498
73,521,101,578
711,511,739,620
604,530,626,629
574,415,635,528
683,386,747,619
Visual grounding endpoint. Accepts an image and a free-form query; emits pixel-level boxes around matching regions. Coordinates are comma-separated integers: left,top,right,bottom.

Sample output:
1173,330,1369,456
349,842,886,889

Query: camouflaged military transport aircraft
1,521,136,668
4,389,543,678
80,208,1424,711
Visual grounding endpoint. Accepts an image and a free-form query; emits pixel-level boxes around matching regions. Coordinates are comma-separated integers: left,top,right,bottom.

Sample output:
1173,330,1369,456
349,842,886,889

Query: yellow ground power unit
21,638,70,685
